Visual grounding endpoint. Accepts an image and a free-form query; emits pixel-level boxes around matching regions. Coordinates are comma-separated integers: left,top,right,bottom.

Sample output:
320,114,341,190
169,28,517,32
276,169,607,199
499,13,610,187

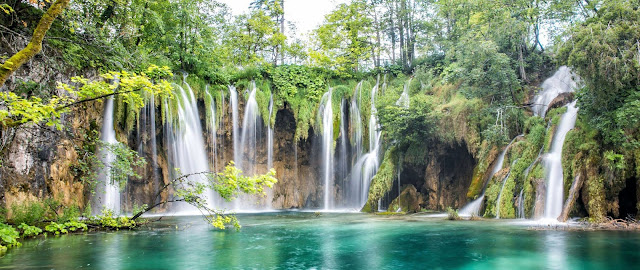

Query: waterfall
92,97,121,215
532,66,577,117
396,79,411,108
348,83,383,210
237,82,261,175
319,90,334,210
459,136,520,216
517,189,525,219
350,82,363,160
543,101,578,220
229,86,240,165
267,94,274,169
205,88,217,172
166,80,212,210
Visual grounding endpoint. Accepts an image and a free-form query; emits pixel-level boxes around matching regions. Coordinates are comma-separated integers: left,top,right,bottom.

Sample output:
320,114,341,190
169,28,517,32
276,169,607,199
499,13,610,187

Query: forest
0,0,639,268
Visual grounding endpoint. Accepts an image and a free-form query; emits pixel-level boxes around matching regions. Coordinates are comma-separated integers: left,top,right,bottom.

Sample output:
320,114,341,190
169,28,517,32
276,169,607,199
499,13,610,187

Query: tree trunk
397,0,405,68
558,174,584,222
0,0,71,88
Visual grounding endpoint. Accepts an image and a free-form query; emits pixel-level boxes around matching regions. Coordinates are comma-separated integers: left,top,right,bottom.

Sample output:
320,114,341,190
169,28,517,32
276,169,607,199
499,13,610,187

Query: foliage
0,65,173,129
10,201,46,225
45,220,88,235
0,223,20,251
362,148,397,212
558,0,640,147
17,223,42,238
91,210,136,230
446,207,461,220
378,95,439,151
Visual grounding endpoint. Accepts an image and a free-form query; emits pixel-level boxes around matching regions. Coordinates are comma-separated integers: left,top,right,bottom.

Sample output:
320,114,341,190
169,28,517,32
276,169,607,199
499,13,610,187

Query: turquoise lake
1,212,639,269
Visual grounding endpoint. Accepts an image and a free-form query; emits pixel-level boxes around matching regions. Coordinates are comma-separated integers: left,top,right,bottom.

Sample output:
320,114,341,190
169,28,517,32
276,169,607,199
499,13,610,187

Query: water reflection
2,214,640,269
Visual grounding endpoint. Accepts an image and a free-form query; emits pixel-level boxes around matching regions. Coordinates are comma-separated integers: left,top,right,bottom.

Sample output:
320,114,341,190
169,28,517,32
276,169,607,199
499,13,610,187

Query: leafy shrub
44,221,88,236
93,210,136,229
10,201,45,225
18,223,42,238
447,207,461,220
0,223,20,250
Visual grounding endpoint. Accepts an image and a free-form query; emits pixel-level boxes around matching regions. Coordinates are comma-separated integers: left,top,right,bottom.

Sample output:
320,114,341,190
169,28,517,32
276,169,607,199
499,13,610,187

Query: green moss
362,147,397,212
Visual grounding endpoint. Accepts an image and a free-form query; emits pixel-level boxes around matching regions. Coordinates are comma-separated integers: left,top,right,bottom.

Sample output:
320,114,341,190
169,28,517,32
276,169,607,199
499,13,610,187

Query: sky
218,0,350,36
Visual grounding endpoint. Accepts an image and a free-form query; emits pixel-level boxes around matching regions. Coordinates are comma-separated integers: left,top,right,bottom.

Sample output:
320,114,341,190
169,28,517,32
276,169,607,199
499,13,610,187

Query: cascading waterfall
350,82,364,161
267,94,274,169
348,83,383,210
235,82,270,211
237,82,261,174
92,97,121,215
319,90,334,210
517,189,525,219
532,66,577,117
205,88,217,172
396,79,411,108
166,79,213,210
459,136,520,216
229,86,240,165
543,101,578,220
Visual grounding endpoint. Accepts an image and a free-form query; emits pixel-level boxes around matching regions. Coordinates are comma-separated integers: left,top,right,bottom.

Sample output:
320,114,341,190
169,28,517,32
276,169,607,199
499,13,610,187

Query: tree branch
0,0,71,87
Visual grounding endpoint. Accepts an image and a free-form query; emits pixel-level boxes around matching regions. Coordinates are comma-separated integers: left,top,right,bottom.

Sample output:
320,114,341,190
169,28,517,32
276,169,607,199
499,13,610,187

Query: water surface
1,212,639,269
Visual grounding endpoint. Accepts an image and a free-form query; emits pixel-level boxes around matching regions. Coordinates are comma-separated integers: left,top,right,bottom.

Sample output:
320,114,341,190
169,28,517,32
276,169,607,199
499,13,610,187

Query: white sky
219,0,350,36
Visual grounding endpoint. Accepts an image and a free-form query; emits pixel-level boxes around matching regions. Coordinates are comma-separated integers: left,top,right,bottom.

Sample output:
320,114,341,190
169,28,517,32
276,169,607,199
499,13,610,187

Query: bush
92,210,136,229
0,223,20,251
447,207,461,220
44,221,88,236
18,223,42,238
10,201,45,225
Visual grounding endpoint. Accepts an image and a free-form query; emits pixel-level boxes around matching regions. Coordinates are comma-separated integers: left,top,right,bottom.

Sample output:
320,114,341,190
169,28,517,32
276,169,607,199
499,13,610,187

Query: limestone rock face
389,184,423,213
396,141,476,212
544,92,574,116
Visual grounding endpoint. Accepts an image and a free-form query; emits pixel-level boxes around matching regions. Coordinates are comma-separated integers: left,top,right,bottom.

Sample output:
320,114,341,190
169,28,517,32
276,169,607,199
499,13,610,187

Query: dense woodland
0,0,639,251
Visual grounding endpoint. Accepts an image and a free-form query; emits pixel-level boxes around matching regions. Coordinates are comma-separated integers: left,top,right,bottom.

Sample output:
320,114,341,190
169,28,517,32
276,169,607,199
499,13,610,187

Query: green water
1,212,639,269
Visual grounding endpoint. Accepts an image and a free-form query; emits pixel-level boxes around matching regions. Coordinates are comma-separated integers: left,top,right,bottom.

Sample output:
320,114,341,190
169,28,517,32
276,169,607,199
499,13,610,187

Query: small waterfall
319,90,334,210
350,82,364,160
229,86,240,165
496,159,518,219
532,66,577,117
517,189,525,219
349,83,383,210
166,80,212,210
267,94,274,169
543,101,578,220
337,99,350,205
396,79,411,108
459,136,520,216
92,97,121,215
205,88,217,172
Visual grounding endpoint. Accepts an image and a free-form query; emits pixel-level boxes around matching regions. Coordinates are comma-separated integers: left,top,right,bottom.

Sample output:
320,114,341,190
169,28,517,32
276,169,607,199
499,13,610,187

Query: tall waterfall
229,86,240,165
166,81,212,210
348,83,382,210
92,97,121,215
267,94,274,169
350,82,364,161
532,66,577,117
543,101,578,220
205,88,217,172
237,82,261,174
319,90,334,210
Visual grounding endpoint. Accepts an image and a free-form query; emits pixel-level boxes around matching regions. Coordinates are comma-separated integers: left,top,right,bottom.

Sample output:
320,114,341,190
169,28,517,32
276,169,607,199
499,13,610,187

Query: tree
558,0,640,146
0,65,174,129
0,0,70,87
131,162,277,230
310,1,373,73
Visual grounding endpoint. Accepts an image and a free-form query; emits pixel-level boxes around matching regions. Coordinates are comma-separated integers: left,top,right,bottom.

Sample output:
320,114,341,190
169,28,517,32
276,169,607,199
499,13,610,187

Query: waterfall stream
319,90,334,210
543,101,578,220
92,97,121,215
167,81,213,211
